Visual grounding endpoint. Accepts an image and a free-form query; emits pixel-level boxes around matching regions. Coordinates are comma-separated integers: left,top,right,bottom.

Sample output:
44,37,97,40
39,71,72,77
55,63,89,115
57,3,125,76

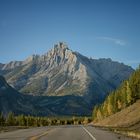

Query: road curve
0,125,136,140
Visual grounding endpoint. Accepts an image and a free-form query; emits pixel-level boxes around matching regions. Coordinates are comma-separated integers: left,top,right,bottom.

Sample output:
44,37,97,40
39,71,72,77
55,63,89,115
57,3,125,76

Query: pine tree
0,112,5,126
92,105,98,120
6,112,15,126
120,81,127,108
107,95,114,116
102,101,108,117
93,66,140,122
96,108,103,121
83,117,89,124
126,81,133,105
17,115,26,126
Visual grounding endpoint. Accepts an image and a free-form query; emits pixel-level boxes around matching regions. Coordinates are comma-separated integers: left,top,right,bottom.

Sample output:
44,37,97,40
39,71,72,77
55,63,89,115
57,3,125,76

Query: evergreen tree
107,95,114,115
92,105,98,120
129,68,140,102
6,112,15,126
126,81,133,105
0,112,5,126
93,66,140,122
119,81,127,108
16,115,26,126
102,101,108,117
96,109,102,121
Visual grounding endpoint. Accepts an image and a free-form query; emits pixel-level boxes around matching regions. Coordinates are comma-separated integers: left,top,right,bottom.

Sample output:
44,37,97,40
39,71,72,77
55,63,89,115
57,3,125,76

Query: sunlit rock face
0,42,134,105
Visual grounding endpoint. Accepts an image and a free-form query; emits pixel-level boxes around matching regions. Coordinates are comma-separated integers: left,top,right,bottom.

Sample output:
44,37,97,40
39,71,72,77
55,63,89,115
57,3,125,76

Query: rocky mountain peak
54,42,68,50
49,42,70,57
0,43,134,99
42,42,75,66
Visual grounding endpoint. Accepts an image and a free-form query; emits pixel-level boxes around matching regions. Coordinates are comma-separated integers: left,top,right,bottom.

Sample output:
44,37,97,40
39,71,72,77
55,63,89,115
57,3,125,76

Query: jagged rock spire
54,42,68,50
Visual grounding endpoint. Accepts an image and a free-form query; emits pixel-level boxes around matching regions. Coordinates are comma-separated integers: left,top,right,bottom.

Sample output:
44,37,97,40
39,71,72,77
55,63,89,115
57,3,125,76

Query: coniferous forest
0,112,91,127
93,66,140,122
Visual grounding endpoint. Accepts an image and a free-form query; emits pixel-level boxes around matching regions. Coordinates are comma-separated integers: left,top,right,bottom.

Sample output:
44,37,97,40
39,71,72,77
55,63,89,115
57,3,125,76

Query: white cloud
96,37,127,46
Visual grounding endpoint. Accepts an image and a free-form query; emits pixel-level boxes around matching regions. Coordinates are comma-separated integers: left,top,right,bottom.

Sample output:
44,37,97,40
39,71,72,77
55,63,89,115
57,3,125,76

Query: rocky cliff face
0,42,134,105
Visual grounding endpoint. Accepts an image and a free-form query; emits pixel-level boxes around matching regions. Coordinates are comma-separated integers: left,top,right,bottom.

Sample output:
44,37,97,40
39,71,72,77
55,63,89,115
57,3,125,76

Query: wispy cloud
96,37,127,46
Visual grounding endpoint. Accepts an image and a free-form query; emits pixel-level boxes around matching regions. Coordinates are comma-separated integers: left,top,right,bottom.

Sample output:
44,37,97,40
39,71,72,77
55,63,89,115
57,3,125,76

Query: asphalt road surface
0,125,137,140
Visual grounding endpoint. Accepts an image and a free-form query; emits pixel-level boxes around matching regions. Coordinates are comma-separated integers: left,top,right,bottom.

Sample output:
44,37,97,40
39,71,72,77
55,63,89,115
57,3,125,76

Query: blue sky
0,0,140,68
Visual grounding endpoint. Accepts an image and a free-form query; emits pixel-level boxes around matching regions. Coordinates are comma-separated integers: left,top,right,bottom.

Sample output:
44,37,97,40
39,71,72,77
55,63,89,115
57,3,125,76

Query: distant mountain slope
0,76,34,115
0,42,134,107
0,76,91,116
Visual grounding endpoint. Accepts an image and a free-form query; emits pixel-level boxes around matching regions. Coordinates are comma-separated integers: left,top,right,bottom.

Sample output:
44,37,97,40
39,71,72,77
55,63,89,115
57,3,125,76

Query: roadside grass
94,125,140,139
93,100,140,139
0,126,29,133
114,129,140,139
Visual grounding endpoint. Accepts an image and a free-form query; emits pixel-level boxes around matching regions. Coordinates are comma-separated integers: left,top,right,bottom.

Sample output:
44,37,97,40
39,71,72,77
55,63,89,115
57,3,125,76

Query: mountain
0,76,91,116
0,42,134,107
0,75,34,115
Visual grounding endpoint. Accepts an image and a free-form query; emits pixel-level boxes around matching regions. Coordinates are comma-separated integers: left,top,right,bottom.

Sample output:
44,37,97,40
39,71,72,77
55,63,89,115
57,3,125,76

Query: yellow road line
30,129,51,140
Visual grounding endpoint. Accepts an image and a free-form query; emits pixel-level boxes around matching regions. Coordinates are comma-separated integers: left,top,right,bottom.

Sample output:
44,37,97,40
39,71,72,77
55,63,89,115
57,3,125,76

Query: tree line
0,112,91,126
93,66,140,122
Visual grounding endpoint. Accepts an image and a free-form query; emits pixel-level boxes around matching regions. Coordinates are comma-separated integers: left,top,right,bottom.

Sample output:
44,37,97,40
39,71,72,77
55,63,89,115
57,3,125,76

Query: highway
0,125,136,140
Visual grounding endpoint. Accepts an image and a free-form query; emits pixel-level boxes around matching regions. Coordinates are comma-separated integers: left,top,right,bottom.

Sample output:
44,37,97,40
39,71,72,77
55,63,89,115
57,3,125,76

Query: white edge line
82,126,97,140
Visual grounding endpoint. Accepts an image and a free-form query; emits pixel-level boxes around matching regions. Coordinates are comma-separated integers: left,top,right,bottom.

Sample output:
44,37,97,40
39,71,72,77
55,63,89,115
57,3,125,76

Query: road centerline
29,128,52,140
82,126,97,140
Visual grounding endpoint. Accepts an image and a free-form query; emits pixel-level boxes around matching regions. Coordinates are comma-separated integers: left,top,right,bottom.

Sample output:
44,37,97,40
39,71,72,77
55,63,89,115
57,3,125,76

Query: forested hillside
93,66,140,122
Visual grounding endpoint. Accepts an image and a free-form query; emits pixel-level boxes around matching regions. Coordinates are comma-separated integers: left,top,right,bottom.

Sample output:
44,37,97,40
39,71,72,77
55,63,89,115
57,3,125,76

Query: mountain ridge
0,42,134,107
